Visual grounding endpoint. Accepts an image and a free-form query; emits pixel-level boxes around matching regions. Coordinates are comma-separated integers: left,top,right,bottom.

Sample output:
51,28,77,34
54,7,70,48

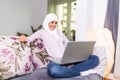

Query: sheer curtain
114,23,120,78
114,0,120,77
76,0,107,41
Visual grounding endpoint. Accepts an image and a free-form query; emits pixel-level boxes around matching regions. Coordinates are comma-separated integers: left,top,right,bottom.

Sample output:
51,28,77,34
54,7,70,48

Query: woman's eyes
51,21,57,24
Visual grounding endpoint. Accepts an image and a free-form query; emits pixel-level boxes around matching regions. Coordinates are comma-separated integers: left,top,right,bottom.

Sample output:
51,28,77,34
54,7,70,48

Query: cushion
30,38,49,69
92,46,106,77
0,36,33,79
95,28,115,77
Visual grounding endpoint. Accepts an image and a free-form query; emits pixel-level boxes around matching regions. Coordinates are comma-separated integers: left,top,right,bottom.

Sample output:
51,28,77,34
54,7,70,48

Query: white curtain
114,11,120,78
76,0,107,41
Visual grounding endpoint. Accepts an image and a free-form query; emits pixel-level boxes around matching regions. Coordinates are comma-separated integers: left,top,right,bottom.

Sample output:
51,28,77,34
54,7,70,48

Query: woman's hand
19,35,26,42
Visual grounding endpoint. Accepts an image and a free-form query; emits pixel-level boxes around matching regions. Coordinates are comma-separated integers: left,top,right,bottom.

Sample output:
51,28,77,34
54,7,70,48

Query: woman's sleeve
27,30,42,42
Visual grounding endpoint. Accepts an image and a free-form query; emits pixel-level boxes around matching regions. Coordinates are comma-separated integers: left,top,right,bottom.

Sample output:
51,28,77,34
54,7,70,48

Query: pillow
30,38,49,69
92,46,106,77
0,36,33,79
95,28,115,77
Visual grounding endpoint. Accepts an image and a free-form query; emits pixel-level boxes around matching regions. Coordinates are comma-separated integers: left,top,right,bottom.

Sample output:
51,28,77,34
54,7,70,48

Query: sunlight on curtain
76,0,107,41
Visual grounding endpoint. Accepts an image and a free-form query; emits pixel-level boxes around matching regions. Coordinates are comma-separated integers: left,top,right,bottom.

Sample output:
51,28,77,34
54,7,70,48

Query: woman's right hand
19,35,26,42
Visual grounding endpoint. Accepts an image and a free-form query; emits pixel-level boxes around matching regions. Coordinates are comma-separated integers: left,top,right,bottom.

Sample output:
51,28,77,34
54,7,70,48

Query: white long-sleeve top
27,28,69,59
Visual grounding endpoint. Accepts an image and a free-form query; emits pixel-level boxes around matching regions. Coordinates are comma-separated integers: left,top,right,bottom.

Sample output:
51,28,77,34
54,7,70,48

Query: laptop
49,41,96,65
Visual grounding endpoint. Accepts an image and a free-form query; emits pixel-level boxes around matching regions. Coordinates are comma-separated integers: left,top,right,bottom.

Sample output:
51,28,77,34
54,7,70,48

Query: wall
30,0,47,28
0,0,47,36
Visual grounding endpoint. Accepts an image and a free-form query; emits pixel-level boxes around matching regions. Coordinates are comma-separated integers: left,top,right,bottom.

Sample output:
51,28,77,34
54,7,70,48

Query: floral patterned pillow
0,36,33,79
30,38,49,69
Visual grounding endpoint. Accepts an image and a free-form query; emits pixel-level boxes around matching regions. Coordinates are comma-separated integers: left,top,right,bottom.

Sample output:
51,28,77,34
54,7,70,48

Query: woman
19,13,99,78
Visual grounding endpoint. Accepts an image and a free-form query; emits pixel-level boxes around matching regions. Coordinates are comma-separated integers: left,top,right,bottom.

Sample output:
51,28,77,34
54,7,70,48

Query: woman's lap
47,55,99,78
47,62,79,78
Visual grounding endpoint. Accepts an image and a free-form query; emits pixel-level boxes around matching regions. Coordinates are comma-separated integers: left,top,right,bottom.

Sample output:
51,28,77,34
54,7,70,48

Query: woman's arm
19,30,42,43
27,30,41,42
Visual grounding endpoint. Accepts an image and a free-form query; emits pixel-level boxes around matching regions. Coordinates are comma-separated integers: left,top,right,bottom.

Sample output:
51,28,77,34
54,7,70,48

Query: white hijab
43,13,58,40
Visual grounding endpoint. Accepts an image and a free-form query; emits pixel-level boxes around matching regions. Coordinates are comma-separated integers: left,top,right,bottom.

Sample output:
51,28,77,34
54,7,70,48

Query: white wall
0,0,47,36
30,0,47,28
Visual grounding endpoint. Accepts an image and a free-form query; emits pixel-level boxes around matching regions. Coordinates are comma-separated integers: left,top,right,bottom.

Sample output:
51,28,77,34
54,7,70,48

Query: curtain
114,24,120,77
104,0,119,73
104,0,119,46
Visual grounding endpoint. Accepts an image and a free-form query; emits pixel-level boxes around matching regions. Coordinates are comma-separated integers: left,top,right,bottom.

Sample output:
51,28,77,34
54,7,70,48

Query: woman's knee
47,63,60,77
89,55,100,65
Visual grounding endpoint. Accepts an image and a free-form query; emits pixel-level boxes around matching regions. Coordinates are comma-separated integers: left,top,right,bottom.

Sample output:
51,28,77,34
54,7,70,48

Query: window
48,0,76,41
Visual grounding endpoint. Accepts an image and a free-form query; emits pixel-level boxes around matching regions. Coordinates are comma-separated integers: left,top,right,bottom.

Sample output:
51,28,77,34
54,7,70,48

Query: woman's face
48,20,57,31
